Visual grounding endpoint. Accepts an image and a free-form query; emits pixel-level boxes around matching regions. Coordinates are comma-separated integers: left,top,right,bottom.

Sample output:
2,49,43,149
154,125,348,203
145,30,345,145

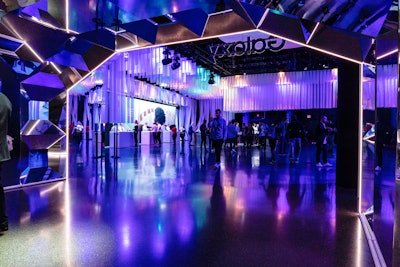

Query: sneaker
0,219,8,232
316,162,323,167
323,162,333,167
375,166,381,171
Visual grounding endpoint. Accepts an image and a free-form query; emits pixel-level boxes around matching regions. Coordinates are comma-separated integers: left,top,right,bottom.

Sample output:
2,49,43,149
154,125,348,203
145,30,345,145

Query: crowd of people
68,109,337,169
128,110,336,169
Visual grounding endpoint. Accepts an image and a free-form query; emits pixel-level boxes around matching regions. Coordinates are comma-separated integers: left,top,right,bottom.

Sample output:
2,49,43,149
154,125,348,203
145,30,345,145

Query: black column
0,59,22,187
336,60,361,189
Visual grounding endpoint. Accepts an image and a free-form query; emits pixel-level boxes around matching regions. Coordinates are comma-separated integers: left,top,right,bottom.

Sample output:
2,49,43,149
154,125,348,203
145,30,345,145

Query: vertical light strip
357,64,364,213
359,213,387,266
64,179,72,265
356,215,363,267
66,89,70,180
65,0,70,32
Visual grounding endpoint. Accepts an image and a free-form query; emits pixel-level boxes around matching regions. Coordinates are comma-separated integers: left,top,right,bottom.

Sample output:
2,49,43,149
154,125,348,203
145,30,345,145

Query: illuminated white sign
208,36,287,63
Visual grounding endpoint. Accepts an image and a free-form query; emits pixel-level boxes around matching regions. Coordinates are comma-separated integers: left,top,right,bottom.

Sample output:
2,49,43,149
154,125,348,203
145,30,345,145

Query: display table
141,131,153,144
141,131,172,144
162,132,171,143
109,131,134,148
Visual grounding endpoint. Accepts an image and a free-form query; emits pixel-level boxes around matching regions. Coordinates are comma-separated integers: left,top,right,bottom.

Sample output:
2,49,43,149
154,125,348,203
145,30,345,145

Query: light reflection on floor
1,141,392,266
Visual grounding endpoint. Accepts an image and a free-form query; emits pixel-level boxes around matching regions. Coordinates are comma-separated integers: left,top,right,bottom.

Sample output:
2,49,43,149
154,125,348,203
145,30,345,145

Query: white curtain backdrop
69,94,78,125
376,64,397,108
69,62,398,129
220,65,398,112
363,77,375,111
97,53,198,132
221,69,339,112
197,98,233,129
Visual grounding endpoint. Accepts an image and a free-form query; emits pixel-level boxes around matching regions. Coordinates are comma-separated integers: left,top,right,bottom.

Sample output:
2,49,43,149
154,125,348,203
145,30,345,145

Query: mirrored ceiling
1,0,393,36
0,0,396,100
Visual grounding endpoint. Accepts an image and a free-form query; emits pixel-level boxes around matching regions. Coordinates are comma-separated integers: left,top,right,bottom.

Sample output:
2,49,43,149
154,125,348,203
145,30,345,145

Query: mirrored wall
18,92,67,185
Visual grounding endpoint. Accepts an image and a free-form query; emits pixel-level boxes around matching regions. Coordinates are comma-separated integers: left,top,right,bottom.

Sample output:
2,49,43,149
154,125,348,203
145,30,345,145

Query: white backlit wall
68,60,397,129
221,65,397,112
133,99,177,126
98,53,197,130
221,69,339,112
363,78,375,111
376,64,397,108
197,98,233,128
362,64,398,110
69,94,79,124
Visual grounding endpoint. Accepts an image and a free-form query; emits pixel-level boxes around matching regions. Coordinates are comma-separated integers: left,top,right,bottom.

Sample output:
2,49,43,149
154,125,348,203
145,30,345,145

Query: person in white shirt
157,122,162,144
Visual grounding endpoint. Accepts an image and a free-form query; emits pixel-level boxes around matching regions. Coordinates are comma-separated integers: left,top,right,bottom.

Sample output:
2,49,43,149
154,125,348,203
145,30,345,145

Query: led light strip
358,64,363,213
376,49,398,60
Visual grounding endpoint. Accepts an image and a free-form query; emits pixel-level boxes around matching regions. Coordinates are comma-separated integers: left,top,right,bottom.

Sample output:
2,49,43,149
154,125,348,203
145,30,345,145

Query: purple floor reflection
1,141,381,266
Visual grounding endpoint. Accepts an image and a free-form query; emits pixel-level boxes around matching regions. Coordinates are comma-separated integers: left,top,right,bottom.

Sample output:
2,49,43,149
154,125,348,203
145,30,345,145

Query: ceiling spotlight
208,72,215,85
171,61,180,70
162,48,172,65
171,55,180,70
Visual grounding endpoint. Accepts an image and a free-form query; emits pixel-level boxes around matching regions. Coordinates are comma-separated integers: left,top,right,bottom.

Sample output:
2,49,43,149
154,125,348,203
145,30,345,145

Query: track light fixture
208,72,215,85
162,48,172,65
171,54,181,70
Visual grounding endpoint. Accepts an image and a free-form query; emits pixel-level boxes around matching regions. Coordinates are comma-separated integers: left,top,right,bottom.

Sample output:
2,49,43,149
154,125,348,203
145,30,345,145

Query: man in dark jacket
210,109,227,169
0,92,11,231
315,115,333,167
287,115,304,164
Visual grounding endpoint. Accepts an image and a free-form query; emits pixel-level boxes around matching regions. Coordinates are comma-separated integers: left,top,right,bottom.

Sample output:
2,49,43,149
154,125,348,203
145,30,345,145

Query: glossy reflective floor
0,140,380,266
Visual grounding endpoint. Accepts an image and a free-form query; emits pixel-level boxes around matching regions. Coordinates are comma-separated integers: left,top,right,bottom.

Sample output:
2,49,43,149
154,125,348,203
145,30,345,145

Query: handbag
6,135,13,152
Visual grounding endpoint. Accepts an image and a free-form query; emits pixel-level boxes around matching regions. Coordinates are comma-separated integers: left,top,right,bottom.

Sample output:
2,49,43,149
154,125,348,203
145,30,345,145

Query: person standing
287,115,304,164
277,117,287,154
242,123,249,147
375,119,384,171
226,120,237,154
171,125,178,145
246,122,254,148
133,120,139,147
235,121,240,148
180,125,186,144
315,115,333,167
207,117,213,152
252,123,259,146
268,121,278,164
73,121,84,148
152,122,158,145
157,122,162,145
0,92,11,231
210,109,227,169
200,119,208,152
258,121,268,151
188,123,194,146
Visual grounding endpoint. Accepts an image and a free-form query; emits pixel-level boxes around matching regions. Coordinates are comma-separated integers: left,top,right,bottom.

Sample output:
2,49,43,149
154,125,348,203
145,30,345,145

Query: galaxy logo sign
208,36,287,63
